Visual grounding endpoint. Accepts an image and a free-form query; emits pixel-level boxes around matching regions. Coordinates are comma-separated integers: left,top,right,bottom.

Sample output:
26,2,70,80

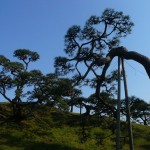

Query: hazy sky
0,0,150,102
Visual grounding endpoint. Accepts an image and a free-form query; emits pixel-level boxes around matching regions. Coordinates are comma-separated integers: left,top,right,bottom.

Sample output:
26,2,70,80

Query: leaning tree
54,8,150,117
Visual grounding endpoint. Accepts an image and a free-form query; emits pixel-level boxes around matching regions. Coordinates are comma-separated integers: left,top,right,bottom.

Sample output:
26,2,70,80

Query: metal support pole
121,58,134,150
116,57,121,150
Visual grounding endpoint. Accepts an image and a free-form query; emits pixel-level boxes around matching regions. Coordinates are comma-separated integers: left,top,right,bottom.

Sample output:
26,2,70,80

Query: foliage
54,8,134,78
0,49,82,120
14,49,39,70
54,8,134,119
121,96,150,125
86,92,117,117
0,49,40,121
28,73,81,111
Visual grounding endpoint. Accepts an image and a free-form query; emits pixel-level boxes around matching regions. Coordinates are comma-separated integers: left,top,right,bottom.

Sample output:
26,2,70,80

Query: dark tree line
0,9,149,126
0,48,149,125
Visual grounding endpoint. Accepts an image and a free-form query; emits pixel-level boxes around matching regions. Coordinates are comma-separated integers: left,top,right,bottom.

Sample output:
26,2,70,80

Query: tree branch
98,46,150,78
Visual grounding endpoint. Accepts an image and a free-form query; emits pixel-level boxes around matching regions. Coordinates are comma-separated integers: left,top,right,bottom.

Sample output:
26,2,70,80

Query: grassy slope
0,103,150,150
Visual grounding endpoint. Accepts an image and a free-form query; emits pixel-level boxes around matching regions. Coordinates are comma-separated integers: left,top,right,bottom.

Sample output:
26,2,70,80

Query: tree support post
121,58,134,150
116,57,121,150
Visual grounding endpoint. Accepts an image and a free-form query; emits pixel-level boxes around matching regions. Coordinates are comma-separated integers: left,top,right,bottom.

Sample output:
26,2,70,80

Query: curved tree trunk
102,46,150,78
95,47,150,119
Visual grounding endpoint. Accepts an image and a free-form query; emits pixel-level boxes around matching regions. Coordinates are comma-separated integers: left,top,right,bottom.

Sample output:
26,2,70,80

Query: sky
0,0,150,103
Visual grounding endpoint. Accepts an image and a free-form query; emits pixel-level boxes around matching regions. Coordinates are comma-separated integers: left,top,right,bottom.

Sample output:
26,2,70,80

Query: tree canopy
54,8,150,119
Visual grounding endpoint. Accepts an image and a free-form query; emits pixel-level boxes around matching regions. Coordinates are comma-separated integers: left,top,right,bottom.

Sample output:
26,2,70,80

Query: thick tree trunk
12,103,23,121
104,46,150,78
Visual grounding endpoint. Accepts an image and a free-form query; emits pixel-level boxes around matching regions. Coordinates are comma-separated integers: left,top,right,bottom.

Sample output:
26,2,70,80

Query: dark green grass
0,103,150,150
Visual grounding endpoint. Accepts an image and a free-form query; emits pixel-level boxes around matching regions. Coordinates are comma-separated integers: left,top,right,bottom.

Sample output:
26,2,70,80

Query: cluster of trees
121,96,150,125
0,9,149,125
0,50,82,120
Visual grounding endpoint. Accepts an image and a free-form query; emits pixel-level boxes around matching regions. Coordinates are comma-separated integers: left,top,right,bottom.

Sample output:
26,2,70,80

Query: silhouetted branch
98,46,150,78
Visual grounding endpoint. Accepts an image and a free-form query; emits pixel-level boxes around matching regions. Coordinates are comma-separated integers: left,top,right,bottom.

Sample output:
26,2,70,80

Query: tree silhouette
0,49,39,121
28,73,81,111
54,8,138,118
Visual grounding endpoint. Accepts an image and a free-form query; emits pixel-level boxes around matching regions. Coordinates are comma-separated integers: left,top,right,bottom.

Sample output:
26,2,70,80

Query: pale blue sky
0,0,150,102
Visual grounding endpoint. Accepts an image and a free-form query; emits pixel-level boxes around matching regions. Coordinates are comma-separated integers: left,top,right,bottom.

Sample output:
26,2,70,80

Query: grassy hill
0,103,150,150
